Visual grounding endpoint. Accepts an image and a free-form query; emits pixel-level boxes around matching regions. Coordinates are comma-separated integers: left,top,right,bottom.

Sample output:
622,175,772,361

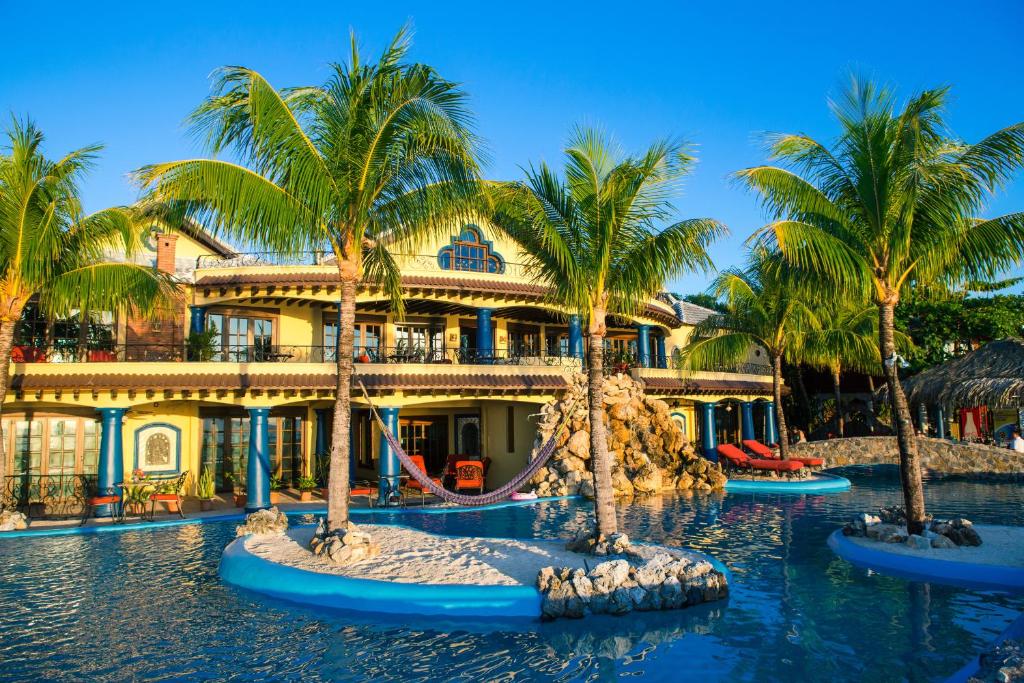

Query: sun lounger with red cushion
717,444,804,474
743,439,824,468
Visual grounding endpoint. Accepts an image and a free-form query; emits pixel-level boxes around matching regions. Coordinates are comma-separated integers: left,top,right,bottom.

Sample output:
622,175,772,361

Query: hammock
357,381,578,506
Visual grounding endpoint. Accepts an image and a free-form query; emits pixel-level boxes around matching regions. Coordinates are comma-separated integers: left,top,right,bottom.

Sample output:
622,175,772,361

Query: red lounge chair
404,454,442,504
454,460,485,494
743,439,824,468
717,444,803,475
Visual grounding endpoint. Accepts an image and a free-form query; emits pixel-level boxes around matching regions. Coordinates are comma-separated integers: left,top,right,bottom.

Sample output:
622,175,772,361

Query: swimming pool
1,467,1022,682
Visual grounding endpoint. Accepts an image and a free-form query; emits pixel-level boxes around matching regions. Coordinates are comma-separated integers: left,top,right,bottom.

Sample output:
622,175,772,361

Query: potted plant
297,474,317,502
196,467,216,512
187,325,219,362
225,472,246,509
269,475,283,505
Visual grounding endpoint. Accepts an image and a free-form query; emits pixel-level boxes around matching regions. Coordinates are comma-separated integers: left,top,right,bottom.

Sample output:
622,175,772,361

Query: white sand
244,525,698,587
846,524,1024,567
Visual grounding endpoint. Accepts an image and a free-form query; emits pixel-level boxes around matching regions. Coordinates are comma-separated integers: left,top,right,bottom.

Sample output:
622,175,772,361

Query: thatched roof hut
898,338,1024,409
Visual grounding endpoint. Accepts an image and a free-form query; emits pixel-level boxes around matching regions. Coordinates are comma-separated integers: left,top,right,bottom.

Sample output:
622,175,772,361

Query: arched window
437,225,505,274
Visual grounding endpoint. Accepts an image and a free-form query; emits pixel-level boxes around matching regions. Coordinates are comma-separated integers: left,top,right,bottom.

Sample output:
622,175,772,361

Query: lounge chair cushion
88,495,120,505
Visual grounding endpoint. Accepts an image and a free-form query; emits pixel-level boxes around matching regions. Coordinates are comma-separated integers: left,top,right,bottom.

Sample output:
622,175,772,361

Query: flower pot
320,488,329,500
270,491,282,505
358,354,371,363
299,491,313,502
199,499,214,512
233,493,246,508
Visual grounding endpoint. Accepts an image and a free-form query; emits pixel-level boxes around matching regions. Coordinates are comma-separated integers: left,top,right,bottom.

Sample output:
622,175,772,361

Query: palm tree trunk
0,314,20,499
879,301,927,535
773,352,790,459
326,276,356,532
587,329,617,537
832,366,844,437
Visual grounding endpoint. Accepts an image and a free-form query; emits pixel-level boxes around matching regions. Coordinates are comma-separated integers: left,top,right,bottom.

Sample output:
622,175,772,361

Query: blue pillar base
95,408,126,518
246,407,272,512
377,407,401,506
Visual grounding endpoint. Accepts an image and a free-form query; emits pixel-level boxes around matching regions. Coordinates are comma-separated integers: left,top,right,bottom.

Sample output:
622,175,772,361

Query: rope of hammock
357,380,580,506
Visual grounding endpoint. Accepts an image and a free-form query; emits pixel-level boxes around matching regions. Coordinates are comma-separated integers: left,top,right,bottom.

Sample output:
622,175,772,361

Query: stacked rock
235,507,288,537
308,517,381,566
537,551,728,621
842,505,982,548
530,373,727,498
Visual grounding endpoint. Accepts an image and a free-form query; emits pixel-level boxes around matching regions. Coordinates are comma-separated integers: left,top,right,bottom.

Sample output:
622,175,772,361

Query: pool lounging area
2,467,1024,681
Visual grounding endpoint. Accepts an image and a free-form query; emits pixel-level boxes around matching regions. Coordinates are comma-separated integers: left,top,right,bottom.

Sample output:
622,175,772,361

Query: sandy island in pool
244,525,708,587
844,524,1024,567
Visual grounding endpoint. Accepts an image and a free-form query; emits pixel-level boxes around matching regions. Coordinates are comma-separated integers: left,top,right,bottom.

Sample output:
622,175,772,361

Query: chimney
155,233,179,274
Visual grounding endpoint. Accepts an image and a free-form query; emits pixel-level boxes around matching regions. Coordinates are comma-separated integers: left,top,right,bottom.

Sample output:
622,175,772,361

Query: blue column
245,407,272,512
377,406,400,505
741,402,755,442
935,406,946,440
701,403,718,461
655,336,667,369
349,409,357,484
917,403,929,435
476,308,493,361
568,314,584,360
635,324,651,368
95,408,126,517
765,401,778,446
189,305,207,335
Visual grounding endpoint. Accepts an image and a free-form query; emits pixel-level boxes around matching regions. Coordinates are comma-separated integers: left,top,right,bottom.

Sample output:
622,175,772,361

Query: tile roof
12,371,568,393
640,376,781,396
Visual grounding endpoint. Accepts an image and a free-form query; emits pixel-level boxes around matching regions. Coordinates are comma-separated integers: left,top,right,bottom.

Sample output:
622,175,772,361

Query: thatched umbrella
897,338,1024,409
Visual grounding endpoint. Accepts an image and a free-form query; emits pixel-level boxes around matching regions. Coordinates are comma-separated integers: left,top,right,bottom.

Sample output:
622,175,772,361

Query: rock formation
537,549,728,620
531,373,726,498
308,517,381,566
236,507,288,537
842,505,983,548
0,510,28,532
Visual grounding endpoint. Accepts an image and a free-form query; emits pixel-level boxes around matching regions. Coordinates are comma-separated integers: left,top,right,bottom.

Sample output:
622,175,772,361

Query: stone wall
792,437,1024,478
530,373,727,498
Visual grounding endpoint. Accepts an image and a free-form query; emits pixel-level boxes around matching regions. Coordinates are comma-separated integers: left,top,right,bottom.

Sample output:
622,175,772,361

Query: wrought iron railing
12,343,185,363
195,252,539,279
2,473,95,519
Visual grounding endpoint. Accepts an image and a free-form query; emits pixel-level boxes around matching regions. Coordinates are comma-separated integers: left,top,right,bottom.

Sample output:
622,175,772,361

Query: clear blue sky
3,0,1023,294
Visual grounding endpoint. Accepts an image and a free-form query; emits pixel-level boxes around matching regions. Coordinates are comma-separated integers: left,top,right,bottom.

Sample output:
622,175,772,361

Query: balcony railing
9,343,582,367
195,252,539,279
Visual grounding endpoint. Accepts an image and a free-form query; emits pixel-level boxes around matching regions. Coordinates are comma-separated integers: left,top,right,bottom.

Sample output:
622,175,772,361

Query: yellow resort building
2,221,779,516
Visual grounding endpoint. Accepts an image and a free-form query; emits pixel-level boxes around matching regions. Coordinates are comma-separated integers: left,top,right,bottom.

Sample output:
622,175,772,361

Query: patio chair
148,471,189,520
403,455,442,505
717,444,803,476
742,439,824,469
80,475,123,525
454,460,485,494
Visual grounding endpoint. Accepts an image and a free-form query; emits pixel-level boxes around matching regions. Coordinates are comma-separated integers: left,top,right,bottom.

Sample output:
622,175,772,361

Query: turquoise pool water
1,467,1022,682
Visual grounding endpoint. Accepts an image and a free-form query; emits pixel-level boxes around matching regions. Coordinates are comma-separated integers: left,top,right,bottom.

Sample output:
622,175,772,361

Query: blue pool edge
0,495,585,539
827,528,1024,593
945,611,1024,682
724,472,852,494
219,526,732,620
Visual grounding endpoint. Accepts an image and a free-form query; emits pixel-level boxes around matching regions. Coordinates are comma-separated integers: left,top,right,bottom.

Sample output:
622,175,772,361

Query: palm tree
801,301,883,437
491,128,724,540
0,118,178,490
679,248,817,460
736,79,1024,534
136,27,482,533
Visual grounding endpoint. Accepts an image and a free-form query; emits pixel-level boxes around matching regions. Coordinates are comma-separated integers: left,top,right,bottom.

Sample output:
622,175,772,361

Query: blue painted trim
828,528,1024,593
0,495,587,540
377,406,401,505
189,305,207,336
436,224,506,274
95,408,127,518
568,315,584,360
740,402,755,442
132,422,182,476
245,407,272,512
946,612,1024,682
219,526,730,620
725,472,852,494
635,324,651,368
220,536,542,618
655,335,667,369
